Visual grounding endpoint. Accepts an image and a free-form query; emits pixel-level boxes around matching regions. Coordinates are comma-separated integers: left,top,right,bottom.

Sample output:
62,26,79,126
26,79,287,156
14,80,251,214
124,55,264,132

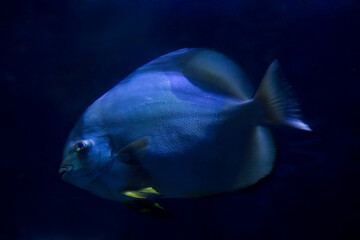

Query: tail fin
254,60,311,131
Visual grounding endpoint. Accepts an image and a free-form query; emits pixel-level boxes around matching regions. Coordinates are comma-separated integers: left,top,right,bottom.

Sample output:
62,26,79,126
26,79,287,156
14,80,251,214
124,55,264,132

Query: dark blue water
1,1,359,239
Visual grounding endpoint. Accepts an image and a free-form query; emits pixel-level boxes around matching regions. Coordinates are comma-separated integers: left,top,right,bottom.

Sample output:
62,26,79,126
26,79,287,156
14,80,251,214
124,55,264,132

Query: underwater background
1,0,359,239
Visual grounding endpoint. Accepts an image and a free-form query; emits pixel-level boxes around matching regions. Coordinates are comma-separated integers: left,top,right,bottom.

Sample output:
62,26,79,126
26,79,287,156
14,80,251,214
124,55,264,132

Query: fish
59,48,311,217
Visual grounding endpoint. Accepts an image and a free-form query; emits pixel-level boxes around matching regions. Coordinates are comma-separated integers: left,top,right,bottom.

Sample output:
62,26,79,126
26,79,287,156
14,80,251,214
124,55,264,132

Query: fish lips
59,165,73,180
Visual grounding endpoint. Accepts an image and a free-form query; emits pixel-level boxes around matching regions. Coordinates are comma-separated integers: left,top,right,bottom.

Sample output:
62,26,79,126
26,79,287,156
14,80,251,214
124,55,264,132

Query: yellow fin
153,202,164,210
139,187,160,195
122,187,161,199
123,191,146,199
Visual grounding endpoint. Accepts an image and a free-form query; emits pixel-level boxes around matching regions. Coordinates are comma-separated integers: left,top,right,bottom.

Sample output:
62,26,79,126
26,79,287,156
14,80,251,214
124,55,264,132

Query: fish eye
74,140,89,153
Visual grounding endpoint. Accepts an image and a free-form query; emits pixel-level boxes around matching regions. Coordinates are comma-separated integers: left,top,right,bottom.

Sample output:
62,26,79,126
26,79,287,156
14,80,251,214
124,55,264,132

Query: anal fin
235,126,276,189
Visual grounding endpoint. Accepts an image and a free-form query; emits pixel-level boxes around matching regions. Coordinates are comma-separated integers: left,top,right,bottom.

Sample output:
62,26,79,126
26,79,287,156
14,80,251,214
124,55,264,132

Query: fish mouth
59,165,73,178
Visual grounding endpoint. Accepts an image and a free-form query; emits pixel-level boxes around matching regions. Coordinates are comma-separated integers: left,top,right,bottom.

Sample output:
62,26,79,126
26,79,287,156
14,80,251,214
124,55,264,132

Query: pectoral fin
117,137,149,164
123,199,172,218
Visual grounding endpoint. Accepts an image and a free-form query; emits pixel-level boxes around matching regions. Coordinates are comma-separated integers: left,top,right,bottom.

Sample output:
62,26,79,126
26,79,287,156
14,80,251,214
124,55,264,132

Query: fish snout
59,165,73,178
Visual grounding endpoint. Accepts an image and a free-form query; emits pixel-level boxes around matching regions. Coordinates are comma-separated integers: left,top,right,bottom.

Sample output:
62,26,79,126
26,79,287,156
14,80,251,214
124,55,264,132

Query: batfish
59,48,311,217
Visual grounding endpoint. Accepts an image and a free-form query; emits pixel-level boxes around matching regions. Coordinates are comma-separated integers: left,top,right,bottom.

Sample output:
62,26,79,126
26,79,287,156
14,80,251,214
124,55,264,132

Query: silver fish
59,48,311,217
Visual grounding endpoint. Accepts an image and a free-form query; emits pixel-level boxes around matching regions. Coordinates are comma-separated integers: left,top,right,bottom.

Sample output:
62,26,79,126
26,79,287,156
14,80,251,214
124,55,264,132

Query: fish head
59,135,111,189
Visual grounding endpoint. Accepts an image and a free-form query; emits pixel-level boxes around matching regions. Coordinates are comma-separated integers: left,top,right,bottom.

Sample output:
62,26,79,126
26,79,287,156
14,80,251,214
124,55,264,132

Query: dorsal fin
138,48,254,100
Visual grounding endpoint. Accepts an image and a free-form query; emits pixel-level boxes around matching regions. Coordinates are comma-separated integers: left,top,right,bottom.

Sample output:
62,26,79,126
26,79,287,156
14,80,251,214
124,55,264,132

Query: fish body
60,49,310,216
